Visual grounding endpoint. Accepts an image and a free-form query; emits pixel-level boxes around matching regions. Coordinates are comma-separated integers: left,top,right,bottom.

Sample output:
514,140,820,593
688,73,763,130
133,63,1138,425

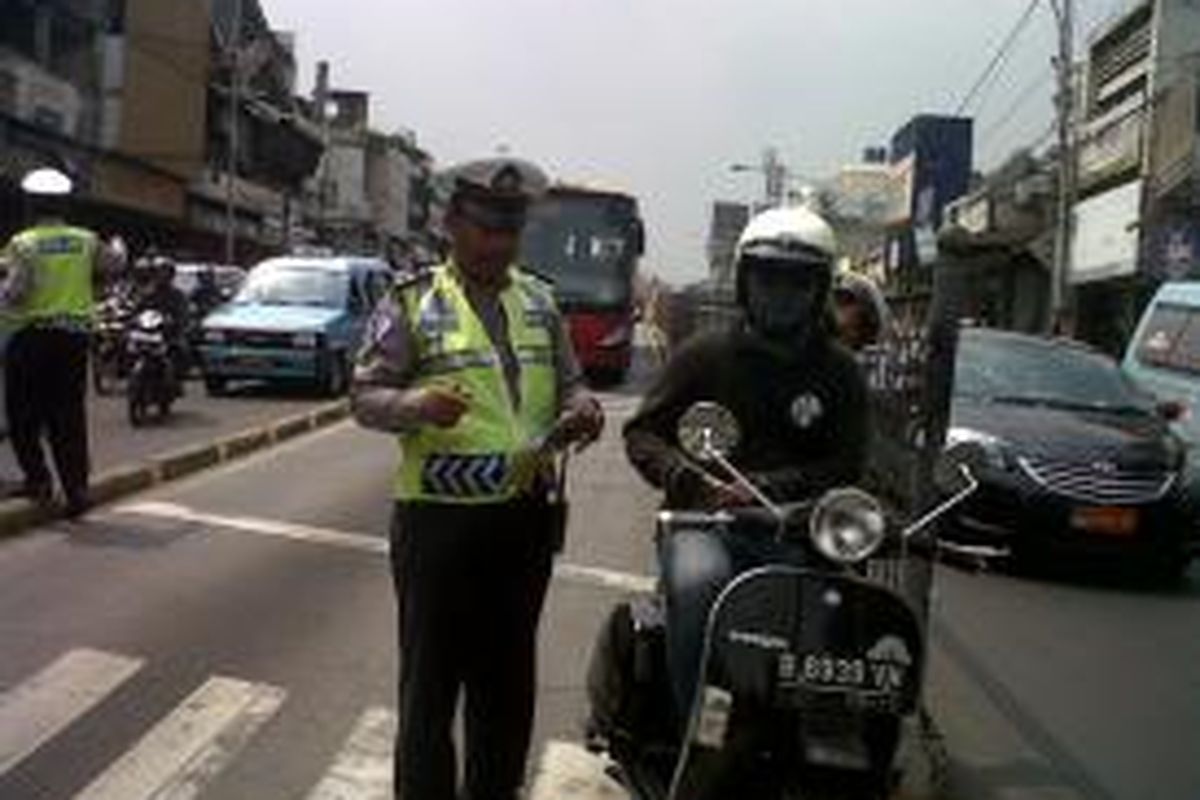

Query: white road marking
109,502,656,594
74,676,285,800
305,707,396,800
111,501,388,555
554,563,655,594
528,740,628,800
0,649,143,776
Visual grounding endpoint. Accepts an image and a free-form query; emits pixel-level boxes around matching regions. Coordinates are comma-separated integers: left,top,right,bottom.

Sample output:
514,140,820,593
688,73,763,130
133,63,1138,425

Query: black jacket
624,328,869,509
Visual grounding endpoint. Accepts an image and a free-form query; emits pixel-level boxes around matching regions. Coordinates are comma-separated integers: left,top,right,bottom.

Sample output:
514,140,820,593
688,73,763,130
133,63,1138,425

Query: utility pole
731,146,792,209
1049,0,1076,333
763,147,786,208
224,0,243,267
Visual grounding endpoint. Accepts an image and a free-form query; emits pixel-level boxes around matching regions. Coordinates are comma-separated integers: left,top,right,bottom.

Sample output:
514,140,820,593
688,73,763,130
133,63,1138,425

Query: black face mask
743,265,826,346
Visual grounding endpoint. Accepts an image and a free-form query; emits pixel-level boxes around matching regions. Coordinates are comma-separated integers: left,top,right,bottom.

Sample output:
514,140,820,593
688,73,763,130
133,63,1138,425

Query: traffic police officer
2,168,120,518
352,157,605,800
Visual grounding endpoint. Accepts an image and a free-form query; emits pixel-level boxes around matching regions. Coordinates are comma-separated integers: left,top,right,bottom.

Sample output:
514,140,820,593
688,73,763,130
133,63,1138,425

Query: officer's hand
552,397,605,452
413,384,471,428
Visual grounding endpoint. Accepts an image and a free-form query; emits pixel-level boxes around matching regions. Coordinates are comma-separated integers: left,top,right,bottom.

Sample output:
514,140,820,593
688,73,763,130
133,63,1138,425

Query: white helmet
735,205,837,265
734,206,838,342
21,167,73,197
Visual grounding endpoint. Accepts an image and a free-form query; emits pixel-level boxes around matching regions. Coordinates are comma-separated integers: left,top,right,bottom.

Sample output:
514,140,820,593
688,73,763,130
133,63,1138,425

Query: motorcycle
126,309,180,426
586,401,981,800
92,294,132,395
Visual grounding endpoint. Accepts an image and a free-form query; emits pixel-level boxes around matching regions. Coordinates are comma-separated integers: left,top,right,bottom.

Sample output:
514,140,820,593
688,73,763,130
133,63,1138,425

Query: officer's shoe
64,491,92,521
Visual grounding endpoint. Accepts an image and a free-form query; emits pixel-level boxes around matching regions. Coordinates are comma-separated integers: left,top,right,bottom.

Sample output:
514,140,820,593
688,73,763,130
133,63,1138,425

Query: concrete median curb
0,399,351,540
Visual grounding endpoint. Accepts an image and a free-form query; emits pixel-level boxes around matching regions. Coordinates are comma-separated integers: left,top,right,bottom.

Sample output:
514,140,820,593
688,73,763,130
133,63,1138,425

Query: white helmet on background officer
20,167,73,223
734,205,838,348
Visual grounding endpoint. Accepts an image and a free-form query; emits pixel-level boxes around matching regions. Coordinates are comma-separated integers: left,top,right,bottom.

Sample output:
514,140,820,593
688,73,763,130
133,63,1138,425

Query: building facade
305,68,435,265
0,0,324,264
1070,0,1200,353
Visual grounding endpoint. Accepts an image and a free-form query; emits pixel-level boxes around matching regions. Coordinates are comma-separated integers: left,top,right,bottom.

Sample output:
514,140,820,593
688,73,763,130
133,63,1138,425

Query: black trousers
4,328,90,501
390,499,556,800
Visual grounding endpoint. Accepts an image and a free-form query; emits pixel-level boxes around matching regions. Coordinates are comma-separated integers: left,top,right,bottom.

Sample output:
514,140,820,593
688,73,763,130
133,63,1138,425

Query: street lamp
729,159,818,210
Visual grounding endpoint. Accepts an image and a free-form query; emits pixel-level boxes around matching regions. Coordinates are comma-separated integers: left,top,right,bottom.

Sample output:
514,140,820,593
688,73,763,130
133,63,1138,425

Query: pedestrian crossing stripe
75,676,285,800
0,649,143,776
305,707,397,800
0,650,402,800
421,453,508,497
0,649,642,800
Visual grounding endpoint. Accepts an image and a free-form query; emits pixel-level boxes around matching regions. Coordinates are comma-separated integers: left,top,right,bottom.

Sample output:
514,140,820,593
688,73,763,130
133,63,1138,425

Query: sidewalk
0,381,346,533
0,381,329,484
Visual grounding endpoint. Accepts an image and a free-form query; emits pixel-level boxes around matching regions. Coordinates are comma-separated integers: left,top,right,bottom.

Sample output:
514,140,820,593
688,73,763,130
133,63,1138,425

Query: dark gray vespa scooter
586,401,981,800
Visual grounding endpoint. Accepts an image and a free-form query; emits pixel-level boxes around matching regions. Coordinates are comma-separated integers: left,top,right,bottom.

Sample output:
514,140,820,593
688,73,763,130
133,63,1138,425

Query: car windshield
956,333,1151,413
1133,302,1200,374
233,267,347,308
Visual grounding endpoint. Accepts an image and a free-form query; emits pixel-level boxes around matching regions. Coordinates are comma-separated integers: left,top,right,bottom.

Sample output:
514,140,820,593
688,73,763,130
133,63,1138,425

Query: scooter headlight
810,488,887,564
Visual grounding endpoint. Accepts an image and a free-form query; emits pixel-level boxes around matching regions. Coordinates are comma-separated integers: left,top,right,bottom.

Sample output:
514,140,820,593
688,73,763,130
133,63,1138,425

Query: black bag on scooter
586,595,675,745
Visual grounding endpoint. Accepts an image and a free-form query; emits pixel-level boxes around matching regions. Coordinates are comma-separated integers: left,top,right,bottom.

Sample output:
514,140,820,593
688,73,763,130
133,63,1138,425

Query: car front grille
1017,456,1176,505
226,330,295,348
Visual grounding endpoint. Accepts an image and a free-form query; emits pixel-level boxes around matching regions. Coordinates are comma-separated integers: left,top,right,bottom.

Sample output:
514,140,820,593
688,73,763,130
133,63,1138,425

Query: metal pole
224,0,243,266
1050,0,1075,333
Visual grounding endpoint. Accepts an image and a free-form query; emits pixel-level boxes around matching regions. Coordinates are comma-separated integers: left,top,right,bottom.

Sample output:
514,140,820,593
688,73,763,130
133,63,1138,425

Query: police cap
445,157,549,232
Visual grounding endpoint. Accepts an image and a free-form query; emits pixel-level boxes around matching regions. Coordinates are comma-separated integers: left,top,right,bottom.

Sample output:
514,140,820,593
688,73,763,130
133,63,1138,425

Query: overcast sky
262,0,1134,284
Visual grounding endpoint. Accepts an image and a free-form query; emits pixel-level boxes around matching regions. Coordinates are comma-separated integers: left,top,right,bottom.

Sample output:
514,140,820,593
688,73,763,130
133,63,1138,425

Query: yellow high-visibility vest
394,262,559,503
6,225,95,327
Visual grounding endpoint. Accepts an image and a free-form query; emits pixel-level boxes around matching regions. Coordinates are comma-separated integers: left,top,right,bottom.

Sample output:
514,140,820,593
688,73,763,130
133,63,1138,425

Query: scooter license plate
799,652,909,696
1070,506,1139,536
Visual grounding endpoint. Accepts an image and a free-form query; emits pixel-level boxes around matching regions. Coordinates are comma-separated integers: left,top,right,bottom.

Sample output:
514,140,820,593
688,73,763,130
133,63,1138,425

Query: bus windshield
520,192,640,309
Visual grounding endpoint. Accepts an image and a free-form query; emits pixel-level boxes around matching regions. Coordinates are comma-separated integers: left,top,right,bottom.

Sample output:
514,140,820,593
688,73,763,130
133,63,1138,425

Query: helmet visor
742,259,828,340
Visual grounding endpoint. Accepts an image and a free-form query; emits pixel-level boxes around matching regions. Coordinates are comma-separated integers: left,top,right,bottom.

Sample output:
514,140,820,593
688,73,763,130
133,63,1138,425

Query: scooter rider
623,205,870,717
131,254,189,393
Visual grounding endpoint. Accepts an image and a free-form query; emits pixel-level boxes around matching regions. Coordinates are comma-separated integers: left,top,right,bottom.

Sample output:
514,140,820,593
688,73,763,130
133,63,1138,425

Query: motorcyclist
623,205,870,717
131,253,189,393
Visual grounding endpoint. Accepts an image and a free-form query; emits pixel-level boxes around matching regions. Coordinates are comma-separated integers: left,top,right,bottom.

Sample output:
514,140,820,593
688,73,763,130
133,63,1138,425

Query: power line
978,66,1055,149
955,0,1044,116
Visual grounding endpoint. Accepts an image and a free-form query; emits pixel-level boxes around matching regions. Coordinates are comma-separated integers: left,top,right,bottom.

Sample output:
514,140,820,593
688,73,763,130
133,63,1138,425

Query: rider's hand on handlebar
705,477,756,509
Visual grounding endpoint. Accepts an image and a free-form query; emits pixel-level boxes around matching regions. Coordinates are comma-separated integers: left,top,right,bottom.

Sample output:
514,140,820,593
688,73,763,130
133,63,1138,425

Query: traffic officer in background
1,168,121,518
352,157,605,800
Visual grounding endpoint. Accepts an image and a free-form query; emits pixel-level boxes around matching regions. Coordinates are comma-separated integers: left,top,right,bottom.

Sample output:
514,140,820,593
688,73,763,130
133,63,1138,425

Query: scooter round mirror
677,401,741,462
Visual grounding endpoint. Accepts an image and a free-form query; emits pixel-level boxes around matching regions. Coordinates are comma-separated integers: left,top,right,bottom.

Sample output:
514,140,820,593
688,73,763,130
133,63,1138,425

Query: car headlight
204,329,226,344
810,488,887,565
946,426,1010,470
292,332,320,348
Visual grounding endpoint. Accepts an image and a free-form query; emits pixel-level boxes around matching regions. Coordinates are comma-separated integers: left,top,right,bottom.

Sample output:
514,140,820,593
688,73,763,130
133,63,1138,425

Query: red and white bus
521,183,645,385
